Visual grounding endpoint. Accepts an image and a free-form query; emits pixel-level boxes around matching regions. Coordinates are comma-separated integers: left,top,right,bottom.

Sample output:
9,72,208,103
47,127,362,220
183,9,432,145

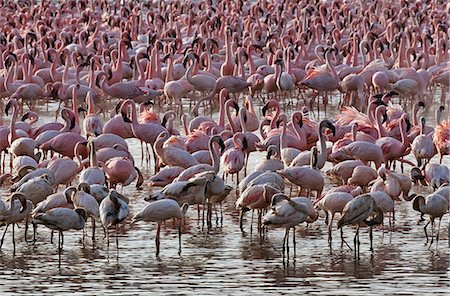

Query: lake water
0,90,449,295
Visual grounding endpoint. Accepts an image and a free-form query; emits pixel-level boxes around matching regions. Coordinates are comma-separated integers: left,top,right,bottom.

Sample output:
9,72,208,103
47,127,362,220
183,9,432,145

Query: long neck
226,103,238,133
137,55,145,83
280,120,287,149
247,46,256,74
412,103,419,126
9,103,18,143
218,94,226,128
351,124,357,141
128,101,138,126
399,118,408,149
72,86,79,125
316,125,327,168
210,141,220,173
375,110,386,138
325,52,338,81
247,96,256,116
181,115,189,136
75,144,83,170
292,121,306,149
87,92,95,115
269,105,280,129
165,56,173,83
240,109,248,133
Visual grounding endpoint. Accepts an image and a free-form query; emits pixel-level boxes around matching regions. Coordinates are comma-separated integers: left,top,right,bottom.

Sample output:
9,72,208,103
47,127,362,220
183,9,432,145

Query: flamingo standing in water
99,189,129,248
32,207,87,256
412,194,449,248
0,192,33,255
337,194,383,255
263,193,317,258
120,99,167,171
411,117,437,167
221,132,246,184
132,200,189,256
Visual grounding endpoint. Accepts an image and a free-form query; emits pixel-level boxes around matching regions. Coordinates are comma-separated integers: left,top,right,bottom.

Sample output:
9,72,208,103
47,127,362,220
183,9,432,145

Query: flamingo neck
247,46,256,74
72,87,79,126
269,104,280,129
218,94,226,128
280,120,287,149
400,118,408,149
210,141,220,173
412,103,420,126
226,103,238,133
9,102,18,143
316,125,327,168
375,110,386,138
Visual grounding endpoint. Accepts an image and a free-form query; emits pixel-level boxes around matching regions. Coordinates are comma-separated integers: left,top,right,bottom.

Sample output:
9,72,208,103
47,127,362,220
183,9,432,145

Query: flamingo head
320,120,336,136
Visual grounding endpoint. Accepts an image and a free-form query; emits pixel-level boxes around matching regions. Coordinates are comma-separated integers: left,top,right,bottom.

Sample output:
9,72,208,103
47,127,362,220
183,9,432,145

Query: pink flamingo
411,117,437,167
5,99,39,160
154,131,199,169
132,200,189,256
221,132,246,184
46,142,85,188
82,91,102,137
375,113,411,171
175,135,225,181
79,140,105,186
120,99,167,170
102,156,143,190
278,147,324,199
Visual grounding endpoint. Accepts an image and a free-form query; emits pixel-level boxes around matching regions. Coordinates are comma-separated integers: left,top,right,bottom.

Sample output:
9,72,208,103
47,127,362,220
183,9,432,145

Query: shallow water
0,91,449,295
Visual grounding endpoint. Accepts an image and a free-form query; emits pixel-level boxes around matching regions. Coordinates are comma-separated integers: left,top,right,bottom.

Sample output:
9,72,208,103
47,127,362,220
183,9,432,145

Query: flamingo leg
369,226,374,252
328,212,333,246
0,223,10,248
106,227,110,248
424,219,430,245
282,227,289,256
155,223,161,256
12,223,15,256
429,219,435,248
293,227,296,258
58,231,61,257
178,219,182,255
116,224,119,250
239,209,245,232
92,218,96,242
436,217,442,247
250,210,254,237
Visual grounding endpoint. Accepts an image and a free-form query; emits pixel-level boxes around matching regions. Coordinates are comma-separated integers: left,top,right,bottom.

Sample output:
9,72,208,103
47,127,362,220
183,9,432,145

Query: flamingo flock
0,0,448,262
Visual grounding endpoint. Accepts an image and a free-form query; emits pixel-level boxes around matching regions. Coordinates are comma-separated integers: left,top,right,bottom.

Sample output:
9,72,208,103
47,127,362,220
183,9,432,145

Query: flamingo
64,184,100,240
82,91,103,137
154,131,199,169
433,117,450,164
315,192,353,246
236,184,280,233
337,194,383,255
132,200,189,256
99,189,129,248
412,194,449,248
0,192,33,255
263,194,317,257
278,147,324,199
411,117,437,167
120,99,167,171
79,141,105,185
375,113,410,171
32,207,87,255
221,132,246,184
